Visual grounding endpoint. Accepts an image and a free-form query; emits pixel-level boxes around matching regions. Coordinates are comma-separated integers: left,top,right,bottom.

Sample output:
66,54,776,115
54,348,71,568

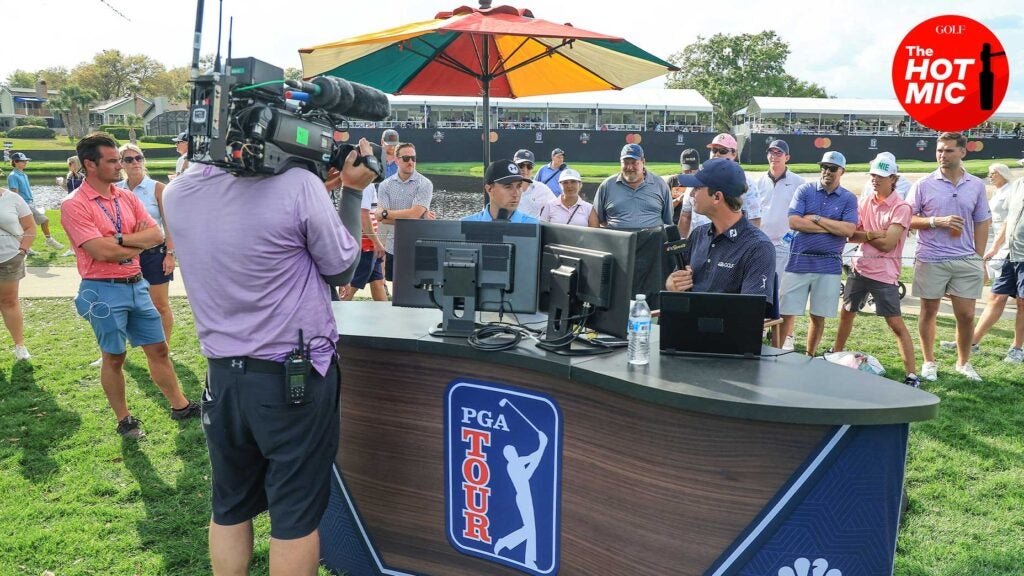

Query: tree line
7,32,826,136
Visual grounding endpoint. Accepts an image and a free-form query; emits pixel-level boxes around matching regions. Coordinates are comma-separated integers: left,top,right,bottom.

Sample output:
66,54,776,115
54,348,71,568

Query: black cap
679,148,700,170
485,159,532,185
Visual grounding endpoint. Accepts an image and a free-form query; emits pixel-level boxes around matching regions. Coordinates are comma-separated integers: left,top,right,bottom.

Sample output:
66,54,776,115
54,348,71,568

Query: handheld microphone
496,208,510,221
664,239,689,271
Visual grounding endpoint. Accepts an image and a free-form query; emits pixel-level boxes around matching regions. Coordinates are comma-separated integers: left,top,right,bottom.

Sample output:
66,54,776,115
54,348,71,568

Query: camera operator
163,138,376,575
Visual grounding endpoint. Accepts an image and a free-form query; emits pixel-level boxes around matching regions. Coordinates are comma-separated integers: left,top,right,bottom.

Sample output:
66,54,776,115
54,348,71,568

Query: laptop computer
659,291,766,359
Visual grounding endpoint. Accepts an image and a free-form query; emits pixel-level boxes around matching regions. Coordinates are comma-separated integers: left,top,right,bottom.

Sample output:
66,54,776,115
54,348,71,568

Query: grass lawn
0,298,1022,574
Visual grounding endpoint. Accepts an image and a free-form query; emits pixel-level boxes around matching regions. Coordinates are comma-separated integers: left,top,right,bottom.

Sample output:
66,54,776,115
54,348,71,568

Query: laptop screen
659,291,766,358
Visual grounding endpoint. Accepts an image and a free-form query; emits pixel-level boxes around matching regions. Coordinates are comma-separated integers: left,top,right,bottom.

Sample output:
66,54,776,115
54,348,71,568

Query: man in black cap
171,132,189,178
666,148,702,233
665,158,776,311
381,129,400,178
461,159,539,223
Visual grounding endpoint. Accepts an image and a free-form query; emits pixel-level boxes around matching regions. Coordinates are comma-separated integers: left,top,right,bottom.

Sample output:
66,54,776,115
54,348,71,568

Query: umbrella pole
481,40,491,207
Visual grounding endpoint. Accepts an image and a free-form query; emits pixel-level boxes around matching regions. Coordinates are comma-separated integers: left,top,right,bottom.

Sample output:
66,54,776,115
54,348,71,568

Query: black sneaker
170,400,201,421
171,399,200,422
117,415,145,439
903,374,922,388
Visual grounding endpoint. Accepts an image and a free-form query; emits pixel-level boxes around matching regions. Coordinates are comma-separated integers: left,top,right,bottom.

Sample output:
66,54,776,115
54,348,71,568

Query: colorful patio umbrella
299,2,677,166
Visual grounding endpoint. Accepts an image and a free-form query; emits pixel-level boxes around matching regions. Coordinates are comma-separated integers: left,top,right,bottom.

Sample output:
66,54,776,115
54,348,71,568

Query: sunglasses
711,147,732,155
517,162,534,170
399,155,417,162
820,164,841,173
121,155,145,164
767,149,786,157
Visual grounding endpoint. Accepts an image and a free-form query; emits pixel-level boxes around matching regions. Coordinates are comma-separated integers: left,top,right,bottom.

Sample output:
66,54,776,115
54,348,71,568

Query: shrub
7,125,56,138
99,124,145,139
16,117,48,127
139,135,175,144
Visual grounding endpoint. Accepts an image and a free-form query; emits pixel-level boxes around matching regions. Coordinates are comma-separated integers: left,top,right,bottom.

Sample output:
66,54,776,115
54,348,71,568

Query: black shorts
140,244,174,286
350,250,384,289
842,270,902,317
202,357,340,539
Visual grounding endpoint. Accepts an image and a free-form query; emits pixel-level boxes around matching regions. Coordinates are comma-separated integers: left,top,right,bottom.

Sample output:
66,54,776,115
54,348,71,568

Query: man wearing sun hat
779,150,858,356
664,158,776,311
830,152,919,387
462,159,539,223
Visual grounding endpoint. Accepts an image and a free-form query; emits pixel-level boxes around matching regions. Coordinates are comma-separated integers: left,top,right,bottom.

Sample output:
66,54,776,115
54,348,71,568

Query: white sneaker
921,361,938,381
25,248,39,256
60,249,75,257
940,340,979,354
955,362,982,382
782,335,795,351
13,345,31,361
90,357,103,367
45,236,64,249
1004,347,1024,363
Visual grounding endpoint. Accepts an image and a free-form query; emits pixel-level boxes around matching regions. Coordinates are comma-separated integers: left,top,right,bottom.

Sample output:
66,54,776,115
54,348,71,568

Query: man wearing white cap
860,152,911,200
512,149,556,218
830,154,919,387
537,168,597,227
779,151,858,356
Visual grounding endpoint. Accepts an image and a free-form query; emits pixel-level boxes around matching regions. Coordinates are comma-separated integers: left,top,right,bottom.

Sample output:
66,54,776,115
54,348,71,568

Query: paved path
20,266,1018,321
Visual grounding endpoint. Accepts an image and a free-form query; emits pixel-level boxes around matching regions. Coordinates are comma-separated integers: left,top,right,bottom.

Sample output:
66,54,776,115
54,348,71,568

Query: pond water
32,184,485,221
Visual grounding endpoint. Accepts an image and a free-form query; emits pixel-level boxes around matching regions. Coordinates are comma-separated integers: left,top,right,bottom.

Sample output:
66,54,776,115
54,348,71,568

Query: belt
84,273,143,284
141,244,166,255
209,356,286,374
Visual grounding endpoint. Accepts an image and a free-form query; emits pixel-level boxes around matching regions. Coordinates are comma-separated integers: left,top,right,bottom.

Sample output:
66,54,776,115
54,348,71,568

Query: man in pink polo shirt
61,132,198,439
830,154,919,387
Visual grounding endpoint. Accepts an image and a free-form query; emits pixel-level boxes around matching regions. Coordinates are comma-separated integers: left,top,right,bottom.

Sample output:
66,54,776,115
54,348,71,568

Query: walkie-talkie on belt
285,329,310,404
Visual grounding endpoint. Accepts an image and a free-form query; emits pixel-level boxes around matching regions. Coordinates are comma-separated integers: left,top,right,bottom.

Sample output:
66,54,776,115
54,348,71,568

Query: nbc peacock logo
777,557,842,576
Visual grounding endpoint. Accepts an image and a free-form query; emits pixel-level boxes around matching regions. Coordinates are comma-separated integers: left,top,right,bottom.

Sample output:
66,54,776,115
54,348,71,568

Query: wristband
929,217,936,229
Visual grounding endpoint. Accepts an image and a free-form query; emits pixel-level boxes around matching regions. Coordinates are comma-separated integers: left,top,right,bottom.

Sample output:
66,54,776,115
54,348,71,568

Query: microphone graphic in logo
980,43,1007,111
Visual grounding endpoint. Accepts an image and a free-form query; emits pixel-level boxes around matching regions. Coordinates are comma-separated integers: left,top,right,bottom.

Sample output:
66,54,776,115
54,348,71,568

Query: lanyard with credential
94,195,123,235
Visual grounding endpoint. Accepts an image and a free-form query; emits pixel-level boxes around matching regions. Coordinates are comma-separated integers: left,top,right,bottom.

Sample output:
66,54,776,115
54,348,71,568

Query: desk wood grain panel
338,347,829,576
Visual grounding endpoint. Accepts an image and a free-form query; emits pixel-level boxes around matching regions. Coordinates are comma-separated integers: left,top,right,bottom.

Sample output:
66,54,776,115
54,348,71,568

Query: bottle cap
635,294,646,300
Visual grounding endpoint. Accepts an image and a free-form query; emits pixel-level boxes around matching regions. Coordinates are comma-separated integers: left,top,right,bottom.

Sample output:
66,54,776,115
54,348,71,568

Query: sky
3,0,1023,103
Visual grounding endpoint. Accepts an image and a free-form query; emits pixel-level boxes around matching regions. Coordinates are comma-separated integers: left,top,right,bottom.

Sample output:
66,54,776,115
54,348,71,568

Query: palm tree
50,85,99,139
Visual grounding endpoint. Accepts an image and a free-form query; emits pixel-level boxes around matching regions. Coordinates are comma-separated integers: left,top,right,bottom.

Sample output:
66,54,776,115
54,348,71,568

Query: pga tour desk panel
323,302,938,576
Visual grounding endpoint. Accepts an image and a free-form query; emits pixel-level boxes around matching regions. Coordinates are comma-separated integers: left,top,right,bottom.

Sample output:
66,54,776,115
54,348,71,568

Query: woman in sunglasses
117,143,175,344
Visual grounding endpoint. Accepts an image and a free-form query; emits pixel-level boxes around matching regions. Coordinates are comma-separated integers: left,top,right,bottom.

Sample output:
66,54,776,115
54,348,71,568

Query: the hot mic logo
892,15,1009,132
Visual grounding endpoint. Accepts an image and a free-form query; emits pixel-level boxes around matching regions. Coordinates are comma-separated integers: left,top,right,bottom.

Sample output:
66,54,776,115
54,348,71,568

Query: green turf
0,299,1021,574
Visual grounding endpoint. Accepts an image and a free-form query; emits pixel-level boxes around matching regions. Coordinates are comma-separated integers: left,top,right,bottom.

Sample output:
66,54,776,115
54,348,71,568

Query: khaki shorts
912,259,984,300
28,203,48,225
0,252,26,282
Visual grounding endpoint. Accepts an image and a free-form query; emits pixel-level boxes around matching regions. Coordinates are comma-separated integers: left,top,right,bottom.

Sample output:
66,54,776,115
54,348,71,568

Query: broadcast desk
320,302,938,576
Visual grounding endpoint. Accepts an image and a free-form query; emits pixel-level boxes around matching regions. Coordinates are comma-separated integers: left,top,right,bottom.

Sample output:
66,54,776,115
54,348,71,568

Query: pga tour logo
445,379,562,575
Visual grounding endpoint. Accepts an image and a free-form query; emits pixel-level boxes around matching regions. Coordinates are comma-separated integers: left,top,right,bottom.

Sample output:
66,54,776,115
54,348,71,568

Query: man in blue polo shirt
779,151,858,356
593,143,672,229
462,159,539,223
664,158,776,311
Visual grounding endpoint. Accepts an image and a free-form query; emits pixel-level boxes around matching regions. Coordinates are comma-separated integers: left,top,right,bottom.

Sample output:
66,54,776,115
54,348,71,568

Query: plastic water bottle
628,294,652,365
782,231,794,246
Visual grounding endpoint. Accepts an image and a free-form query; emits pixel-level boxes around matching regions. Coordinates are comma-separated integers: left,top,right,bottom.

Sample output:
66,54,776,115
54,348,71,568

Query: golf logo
777,557,842,576
445,379,561,575
891,15,1009,132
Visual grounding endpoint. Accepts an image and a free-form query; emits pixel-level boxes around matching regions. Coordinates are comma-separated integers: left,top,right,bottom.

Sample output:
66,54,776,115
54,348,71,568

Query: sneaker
25,248,39,256
170,400,200,421
903,373,921,388
782,335,795,351
921,361,938,381
955,362,982,382
60,249,76,257
45,236,64,249
13,345,31,361
939,340,979,354
90,357,103,367
1004,347,1024,363
116,415,145,439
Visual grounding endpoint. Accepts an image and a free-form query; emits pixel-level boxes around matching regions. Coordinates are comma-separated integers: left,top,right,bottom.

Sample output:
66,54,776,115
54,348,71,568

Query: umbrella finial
479,0,492,10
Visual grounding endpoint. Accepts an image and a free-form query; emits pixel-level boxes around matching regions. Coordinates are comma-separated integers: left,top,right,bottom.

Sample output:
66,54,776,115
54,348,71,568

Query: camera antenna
190,0,204,80
227,16,234,63
213,0,224,73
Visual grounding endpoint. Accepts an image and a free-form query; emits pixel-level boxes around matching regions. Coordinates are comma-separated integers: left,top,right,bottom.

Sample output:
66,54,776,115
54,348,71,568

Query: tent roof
388,88,712,112
745,97,907,118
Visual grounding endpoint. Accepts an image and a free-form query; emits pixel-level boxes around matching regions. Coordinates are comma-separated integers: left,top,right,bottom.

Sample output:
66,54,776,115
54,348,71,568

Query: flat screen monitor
393,219,541,336
538,223,637,340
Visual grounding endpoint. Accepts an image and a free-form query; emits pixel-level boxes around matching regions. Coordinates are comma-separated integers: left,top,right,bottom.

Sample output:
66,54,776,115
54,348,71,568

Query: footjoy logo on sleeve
445,379,562,575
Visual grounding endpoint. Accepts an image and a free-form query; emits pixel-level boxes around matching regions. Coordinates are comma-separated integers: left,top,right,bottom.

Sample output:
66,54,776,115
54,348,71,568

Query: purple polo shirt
163,166,359,375
786,182,858,274
906,169,991,262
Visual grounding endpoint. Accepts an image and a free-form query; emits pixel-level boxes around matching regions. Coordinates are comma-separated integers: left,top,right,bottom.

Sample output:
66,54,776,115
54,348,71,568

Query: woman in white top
537,169,598,227
984,163,1014,279
0,186,36,360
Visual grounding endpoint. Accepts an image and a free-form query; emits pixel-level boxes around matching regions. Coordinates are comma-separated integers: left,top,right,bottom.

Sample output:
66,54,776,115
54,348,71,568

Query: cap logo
877,162,891,171
507,163,518,175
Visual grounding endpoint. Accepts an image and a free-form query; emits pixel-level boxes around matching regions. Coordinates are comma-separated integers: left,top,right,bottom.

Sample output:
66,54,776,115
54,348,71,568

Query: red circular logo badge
891,15,1009,132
